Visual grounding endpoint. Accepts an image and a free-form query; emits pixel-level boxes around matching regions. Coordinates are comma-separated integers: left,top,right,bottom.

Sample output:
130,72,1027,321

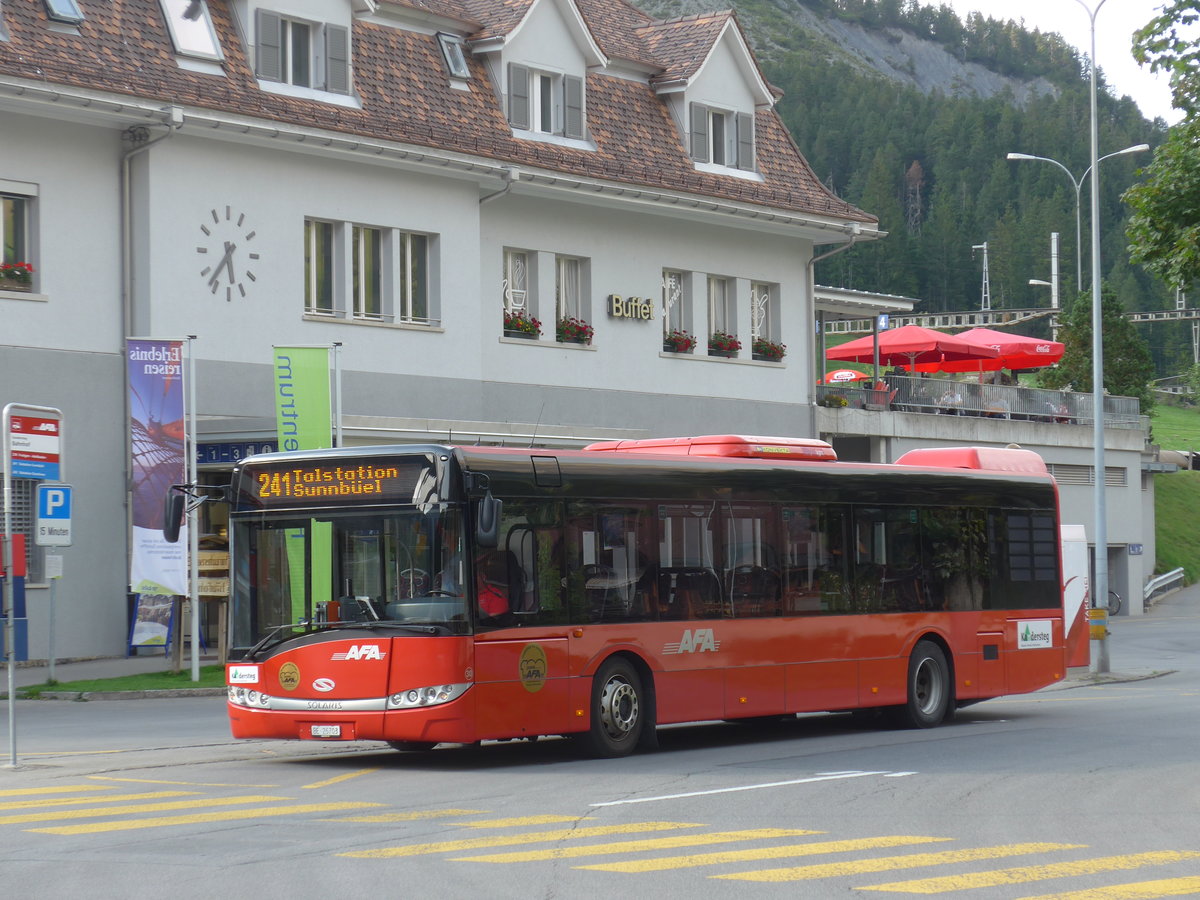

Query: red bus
219,435,1065,757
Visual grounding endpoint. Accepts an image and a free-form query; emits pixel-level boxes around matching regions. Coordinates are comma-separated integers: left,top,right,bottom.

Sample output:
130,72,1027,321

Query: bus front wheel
580,658,643,758
898,640,951,728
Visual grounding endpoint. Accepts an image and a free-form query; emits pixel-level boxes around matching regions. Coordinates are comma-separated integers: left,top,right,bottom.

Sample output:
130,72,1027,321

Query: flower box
708,331,741,357
556,316,594,345
503,310,542,338
0,261,35,292
663,329,697,353
751,338,786,362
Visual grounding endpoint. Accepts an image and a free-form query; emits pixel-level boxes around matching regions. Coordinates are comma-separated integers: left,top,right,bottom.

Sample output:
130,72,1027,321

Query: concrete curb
4,688,227,701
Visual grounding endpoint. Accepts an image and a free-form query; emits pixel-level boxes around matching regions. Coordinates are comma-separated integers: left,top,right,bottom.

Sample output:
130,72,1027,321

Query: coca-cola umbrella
826,324,1000,370
912,327,1064,373
820,369,872,384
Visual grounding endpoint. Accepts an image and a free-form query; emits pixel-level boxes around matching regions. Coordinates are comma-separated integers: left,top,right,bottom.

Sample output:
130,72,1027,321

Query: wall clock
197,205,260,301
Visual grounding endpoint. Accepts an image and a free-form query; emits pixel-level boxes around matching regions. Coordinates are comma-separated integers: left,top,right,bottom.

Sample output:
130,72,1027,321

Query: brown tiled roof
638,11,732,86
0,0,873,224
574,0,658,68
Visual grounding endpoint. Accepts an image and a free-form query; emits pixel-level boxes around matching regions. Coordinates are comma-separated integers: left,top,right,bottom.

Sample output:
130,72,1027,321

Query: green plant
709,331,742,353
503,310,542,336
0,261,34,285
556,316,594,344
823,393,849,408
663,329,697,352
752,337,786,360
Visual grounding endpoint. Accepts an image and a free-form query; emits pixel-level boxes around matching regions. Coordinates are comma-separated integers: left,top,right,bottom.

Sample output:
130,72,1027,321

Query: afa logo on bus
663,628,721,655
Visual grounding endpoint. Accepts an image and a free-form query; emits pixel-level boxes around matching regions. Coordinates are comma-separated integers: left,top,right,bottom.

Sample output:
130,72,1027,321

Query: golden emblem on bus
519,644,548,693
278,662,301,692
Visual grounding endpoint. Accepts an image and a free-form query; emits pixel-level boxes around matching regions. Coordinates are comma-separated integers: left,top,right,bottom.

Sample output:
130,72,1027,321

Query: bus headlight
228,686,271,708
387,683,471,709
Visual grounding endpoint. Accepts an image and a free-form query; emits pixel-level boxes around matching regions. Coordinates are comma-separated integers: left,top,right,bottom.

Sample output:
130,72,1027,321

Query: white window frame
304,218,334,316
503,249,530,314
396,231,430,324
437,33,471,80
256,9,350,95
662,269,685,336
352,225,384,320
507,65,585,139
555,255,582,322
751,281,777,342
690,103,756,171
159,0,223,60
2,185,36,292
708,275,733,336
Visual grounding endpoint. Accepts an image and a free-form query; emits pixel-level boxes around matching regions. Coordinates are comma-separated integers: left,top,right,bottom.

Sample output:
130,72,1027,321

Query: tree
1039,284,1156,411
1124,1,1200,290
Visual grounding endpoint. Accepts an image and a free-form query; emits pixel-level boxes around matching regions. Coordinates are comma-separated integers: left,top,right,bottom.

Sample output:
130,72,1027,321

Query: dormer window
44,0,84,25
689,103,755,172
160,0,222,60
508,64,584,139
256,10,350,94
437,34,470,80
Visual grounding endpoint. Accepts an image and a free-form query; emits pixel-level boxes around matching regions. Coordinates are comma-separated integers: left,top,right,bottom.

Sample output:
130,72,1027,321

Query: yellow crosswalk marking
583,835,950,874
88,776,277,788
859,851,1200,893
455,828,822,863
329,809,487,823
2,795,287,826
1020,876,1200,899
456,816,595,828
0,785,112,798
714,842,1084,882
302,768,379,789
341,822,705,859
0,791,196,812
30,802,383,835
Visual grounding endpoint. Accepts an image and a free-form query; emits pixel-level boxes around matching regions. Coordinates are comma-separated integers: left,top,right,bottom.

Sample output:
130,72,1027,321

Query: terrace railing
817,375,1145,430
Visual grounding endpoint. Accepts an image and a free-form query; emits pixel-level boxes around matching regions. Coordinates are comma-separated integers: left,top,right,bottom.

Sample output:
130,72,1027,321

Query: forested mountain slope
634,0,1184,374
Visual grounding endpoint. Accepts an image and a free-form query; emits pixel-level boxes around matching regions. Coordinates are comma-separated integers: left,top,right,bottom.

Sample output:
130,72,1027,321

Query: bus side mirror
163,491,186,543
475,492,502,549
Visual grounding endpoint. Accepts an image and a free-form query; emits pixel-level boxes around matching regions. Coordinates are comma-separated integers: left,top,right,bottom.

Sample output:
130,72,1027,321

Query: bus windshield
231,506,467,647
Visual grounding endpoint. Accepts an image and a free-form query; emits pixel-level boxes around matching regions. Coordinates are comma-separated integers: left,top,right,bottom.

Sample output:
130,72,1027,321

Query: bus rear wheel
898,640,951,728
580,658,643,758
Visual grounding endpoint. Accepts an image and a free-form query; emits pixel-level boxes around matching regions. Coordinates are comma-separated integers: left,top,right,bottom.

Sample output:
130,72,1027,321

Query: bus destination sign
237,459,432,510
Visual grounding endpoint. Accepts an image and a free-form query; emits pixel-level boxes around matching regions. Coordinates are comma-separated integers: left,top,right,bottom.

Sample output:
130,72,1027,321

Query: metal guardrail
1144,568,1185,607
817,375,1146,430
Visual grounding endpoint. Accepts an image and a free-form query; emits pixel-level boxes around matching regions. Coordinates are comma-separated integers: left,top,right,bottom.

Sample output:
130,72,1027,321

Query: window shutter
508,64,530,130
689,103,709,162
256,9,282,81
736,112,755,170
325,25,350,94
563,75,584,138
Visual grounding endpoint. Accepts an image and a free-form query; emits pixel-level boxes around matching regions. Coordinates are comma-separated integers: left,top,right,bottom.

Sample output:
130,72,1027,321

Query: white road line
590,770,898,807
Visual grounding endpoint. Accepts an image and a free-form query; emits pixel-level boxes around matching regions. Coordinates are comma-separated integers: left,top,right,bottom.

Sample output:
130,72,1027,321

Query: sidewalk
2,651,223,695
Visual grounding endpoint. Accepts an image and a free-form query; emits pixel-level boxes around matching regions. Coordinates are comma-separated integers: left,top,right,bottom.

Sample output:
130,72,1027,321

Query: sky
944,0,1180,124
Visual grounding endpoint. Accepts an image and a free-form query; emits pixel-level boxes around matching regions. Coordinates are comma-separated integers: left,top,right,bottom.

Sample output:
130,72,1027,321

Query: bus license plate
310,724,341,738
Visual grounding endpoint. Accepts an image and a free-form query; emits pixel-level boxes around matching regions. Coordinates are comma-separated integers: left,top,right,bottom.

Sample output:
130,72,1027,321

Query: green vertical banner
272,347,333,621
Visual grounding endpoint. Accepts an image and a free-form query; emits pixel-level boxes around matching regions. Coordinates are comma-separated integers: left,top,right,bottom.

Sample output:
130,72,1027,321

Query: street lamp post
1006,143,1149,296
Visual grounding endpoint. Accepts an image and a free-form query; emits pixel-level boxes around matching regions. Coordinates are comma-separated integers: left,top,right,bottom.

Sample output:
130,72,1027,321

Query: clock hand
208,241,237,287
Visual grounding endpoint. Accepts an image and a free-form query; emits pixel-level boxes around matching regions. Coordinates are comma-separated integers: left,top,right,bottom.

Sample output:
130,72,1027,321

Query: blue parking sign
36,483,73,547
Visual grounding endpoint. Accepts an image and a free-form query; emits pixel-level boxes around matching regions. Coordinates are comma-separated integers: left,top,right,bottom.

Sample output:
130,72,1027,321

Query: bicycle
1091,590,1122,616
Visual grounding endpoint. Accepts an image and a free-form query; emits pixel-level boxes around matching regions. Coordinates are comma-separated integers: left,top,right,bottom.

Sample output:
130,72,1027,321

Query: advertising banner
272,347,333,620
128,339,187,595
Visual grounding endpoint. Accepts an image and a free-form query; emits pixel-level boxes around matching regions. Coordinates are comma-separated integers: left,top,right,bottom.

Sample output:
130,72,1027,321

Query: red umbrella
826,324,1000,369
820,369,872,384
912,328,1064,373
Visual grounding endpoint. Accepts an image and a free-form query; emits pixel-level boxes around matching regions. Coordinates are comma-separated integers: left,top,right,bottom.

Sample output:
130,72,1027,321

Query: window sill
1,287,47,302
658,350,781,365
302,313,443,332
693,162,764,182
257,80,362,109
509,129,596,152
176,56,225,76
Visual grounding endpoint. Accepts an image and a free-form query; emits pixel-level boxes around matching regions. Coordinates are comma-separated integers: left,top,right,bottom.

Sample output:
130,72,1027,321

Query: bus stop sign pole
4,403,65,769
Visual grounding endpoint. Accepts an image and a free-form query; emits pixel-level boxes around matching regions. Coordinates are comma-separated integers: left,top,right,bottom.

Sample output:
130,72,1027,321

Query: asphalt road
2,589,1198,899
